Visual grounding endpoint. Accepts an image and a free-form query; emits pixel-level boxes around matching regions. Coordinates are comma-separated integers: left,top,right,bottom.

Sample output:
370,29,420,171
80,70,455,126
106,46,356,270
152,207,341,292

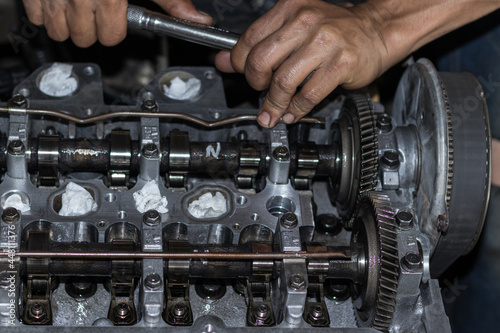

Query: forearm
360,0,500,70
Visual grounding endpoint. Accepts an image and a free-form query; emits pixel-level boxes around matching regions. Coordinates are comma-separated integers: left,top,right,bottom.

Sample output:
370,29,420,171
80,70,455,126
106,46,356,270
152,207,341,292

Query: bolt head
255,304,270,319
11,94,27,107
173,303,187,317
312,305,323,318
2,207,19,224
142,143,159,158
280,212,298,229
402,252,422,272
142,99,157,112
8,140,25,155
376,114,392,133
396,210,413,230
437,214,449,233
113,303,132,320
28,302,46,320
381,150,399,169
288,274,306,290
144,273,162,290
143,209,161,226
273,146,289,161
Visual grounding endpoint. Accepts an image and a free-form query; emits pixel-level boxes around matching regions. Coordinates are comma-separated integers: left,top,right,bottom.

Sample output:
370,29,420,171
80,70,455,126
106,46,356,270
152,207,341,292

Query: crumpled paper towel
188,191,227,218
39,63,78,97
3,193,30,213
59,182,97,216
163,76,200,100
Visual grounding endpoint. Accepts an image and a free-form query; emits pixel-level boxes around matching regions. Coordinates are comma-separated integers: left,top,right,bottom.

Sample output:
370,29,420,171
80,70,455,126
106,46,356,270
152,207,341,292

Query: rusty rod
0,250,348,260
0,107,325,127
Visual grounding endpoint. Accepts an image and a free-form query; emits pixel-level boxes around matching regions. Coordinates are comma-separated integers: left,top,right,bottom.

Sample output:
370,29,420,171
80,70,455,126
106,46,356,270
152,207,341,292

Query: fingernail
258,112,271,127
283,113,295,124
197,10,211,17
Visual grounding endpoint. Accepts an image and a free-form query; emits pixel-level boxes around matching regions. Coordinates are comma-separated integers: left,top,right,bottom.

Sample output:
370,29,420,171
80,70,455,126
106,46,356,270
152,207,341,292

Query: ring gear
351,192,399,332
329,95,378,221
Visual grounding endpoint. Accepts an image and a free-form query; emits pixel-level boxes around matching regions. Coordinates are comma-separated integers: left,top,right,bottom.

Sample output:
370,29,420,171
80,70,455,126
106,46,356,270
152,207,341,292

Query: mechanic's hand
215,0,388,128
23,0,213,47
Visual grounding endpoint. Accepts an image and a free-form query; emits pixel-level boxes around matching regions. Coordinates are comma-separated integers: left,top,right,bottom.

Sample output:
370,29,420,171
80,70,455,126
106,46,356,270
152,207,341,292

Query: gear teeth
355,192,399,333
336,94,379,222
440,81,454,207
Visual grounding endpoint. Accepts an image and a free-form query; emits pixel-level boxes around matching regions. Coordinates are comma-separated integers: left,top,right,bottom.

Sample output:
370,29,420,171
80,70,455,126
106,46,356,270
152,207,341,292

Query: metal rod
127,5,240,50
0,251,348,260
0,107,325,127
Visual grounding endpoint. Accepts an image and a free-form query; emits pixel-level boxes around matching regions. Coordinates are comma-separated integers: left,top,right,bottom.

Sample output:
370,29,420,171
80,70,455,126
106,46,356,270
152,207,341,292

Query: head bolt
28,302,46,320
144,273,162,290
113,302,132,321
2,207,20,224
280,212,298,229
8,140,25,155
142,99,157,112
142,143,159,159
143,209,161,226
11,94,27,108
402,252,422,272
255,304,270,319
311,304,323,318
171,303,188,318
273,146,289,161
396,210,413,230
288,274,306,291
381,150,399,169
376,114,393,133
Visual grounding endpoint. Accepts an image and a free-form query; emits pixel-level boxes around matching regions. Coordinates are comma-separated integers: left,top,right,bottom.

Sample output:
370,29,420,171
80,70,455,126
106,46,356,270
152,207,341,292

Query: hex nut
280,212,298,229
288,274,306,291
2,207,20,224
142,143,159,158
143,209,161,226
273,146,289,161
381,150,399,169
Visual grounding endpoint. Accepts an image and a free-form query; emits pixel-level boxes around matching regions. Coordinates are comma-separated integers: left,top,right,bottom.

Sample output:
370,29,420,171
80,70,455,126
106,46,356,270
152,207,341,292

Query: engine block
0,59,490,332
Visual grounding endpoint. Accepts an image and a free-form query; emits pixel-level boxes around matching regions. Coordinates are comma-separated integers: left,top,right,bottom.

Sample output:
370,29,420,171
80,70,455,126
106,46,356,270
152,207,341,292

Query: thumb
152,0,213,25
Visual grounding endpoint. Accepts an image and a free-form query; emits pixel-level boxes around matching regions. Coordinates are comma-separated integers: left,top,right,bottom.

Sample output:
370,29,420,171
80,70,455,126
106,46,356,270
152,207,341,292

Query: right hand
23,0,213,47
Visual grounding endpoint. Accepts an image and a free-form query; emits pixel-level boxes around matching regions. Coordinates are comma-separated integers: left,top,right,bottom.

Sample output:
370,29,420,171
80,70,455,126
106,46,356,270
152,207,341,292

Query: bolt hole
203,323,216,333
266,196,296,217
98,221,106,228
233,223,241,230
105,193,116,203
250,213,260,221
117,211,127,219
237,196,247,205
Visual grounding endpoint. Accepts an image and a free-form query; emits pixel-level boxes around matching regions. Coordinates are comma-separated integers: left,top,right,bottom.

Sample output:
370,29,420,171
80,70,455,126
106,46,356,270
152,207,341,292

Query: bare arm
215,0,500,128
